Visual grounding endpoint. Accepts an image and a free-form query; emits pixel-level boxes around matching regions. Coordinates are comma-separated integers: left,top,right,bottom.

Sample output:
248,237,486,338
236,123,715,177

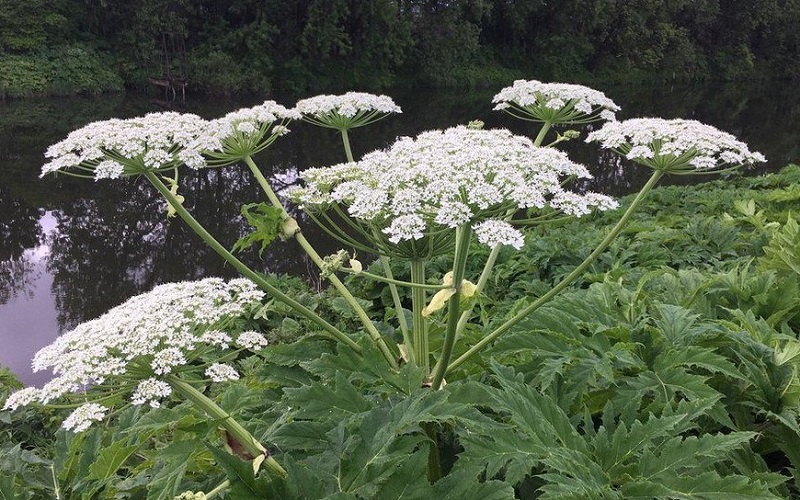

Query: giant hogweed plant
1,82,782,498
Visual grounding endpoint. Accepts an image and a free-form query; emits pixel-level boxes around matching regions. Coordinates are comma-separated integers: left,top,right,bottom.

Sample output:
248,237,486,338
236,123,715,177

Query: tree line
1,0,799,97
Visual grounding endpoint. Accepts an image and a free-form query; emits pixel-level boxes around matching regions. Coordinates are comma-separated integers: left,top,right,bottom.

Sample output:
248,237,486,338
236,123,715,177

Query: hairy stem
446,170,664,374
144,171,362,354
410,260,429,373
341,129,354,163
380,254,412,358
431,225,472,390
166,375,287,478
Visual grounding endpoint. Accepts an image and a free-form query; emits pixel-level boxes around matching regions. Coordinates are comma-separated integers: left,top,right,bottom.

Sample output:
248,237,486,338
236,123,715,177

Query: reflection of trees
45,166,331,331
0,186,43,304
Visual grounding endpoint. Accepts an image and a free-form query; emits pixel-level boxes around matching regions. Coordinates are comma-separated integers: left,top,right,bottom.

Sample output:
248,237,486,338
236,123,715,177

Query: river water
1,82,797,385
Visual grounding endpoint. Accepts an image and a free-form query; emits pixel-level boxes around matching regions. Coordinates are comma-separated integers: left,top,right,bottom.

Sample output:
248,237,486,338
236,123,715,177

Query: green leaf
621,471,782,499
207,445,271,499
0,474,28,500
87,439,139,481
146,460,188,500
284,372,372,421
232,202,285,257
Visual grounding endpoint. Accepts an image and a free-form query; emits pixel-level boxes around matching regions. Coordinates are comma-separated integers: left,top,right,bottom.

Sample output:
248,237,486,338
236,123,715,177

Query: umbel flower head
493,79,620,124
585,118,767,174
295,92,402,130
2,278,270,432
289,126,617,259
205,100,301,166
41,112,221,180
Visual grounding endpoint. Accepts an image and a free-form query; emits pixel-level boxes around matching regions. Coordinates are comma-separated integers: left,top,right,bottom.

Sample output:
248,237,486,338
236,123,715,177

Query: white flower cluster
2,278,267,430
289,126,617,249
41,112,221,179
295,92,402,129
209,101,300,139
296,92,401,118
62,402,108,433
205,363,240,382
236,331,269,350
493,79,620,123
131,378,173,408
585,118,766,173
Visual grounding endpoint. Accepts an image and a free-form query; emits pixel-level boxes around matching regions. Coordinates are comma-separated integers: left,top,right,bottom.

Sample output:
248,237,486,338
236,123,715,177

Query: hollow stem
166,375,287,478
451,241,501,340
533,122,552,147
243,156,397,369
431,225,471,390
380,255,411,355
446,170,664,375
205,480,231,499
410,259,429,373
144,171,362,354
341,129,354,162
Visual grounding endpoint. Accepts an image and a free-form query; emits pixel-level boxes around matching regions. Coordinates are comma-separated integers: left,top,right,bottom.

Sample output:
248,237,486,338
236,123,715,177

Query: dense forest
1,0,799,97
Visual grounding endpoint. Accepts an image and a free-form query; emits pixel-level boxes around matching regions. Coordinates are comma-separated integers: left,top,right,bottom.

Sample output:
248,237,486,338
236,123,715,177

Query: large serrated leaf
87,439,138,481
232,202,284,257
621,471,782,499
637,432,757,480
284,372,373,421
458,426,540,485
146,460,188,500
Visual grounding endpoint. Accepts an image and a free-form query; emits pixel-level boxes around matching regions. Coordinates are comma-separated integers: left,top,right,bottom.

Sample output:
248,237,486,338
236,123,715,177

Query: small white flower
199,330,232,348
151,347,187,375
291,126,616,256
94,160,125,180
12,278,265,422
63,403,107,432
295,92,402,129
586,118,766,173
2,387,41,411
205,363,240,382
41,112,217,179
493,80,619,124
237,331,269,350
131,378,173,408
384,214,426,243
473,220,525,249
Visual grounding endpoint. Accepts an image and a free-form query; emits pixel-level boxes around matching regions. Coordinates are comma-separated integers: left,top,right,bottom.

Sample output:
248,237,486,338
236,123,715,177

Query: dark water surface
1,82,798,385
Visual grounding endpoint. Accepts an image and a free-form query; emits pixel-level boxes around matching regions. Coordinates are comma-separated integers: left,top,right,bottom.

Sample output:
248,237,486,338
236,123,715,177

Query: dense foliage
3,0,800,96
3,165,800,498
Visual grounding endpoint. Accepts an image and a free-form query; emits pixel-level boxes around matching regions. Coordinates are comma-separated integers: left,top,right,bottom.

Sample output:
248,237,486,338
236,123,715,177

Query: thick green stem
243,157,398,369
422,423,442,483
533,122,552,147
380,255,412,357
450,241,501,342
446,170,664,375
144,171,362,354
341,129,354,163
410,260,429,373
166,375,287,478
431,225,472,390
205,480,231,499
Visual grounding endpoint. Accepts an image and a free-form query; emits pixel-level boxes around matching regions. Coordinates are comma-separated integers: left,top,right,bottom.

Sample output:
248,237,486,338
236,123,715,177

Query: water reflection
0,82,796,384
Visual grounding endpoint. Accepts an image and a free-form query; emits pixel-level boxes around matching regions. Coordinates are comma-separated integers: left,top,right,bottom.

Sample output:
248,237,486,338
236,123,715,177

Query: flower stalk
410,260,428,371
143,170,363,355
166,375,287,478
243,156,398,369
431,224,472,389
445,170,664,375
